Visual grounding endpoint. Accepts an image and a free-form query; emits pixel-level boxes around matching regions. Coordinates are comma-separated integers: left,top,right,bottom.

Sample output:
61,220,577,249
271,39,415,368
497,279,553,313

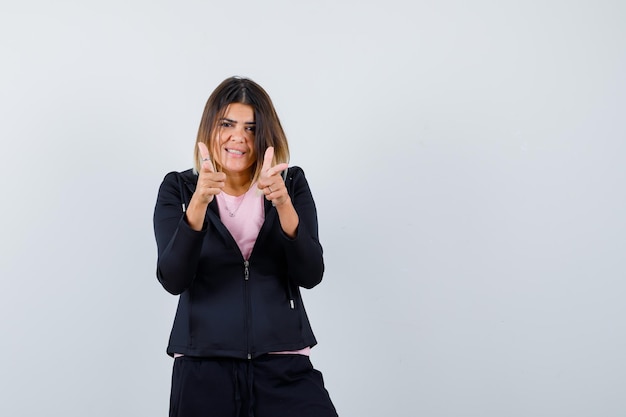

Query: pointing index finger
266,163,289,177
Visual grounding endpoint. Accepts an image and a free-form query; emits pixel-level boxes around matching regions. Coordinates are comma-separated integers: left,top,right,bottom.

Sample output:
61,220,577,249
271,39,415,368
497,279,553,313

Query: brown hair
193,76,290,182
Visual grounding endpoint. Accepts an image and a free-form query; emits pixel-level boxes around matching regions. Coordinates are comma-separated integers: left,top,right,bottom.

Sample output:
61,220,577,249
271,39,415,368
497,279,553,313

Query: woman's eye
220,122,232,128
246,126,256,132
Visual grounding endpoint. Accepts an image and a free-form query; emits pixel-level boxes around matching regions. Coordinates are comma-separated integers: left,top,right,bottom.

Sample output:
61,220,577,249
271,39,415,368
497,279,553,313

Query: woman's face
214,103,257,176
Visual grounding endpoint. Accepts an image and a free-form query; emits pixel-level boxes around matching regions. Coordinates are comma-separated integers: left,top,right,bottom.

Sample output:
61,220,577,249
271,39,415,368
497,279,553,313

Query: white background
1,1,625,416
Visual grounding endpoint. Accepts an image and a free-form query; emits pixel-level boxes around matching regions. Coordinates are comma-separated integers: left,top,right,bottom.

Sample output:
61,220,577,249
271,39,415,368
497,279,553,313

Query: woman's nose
230,126,247,140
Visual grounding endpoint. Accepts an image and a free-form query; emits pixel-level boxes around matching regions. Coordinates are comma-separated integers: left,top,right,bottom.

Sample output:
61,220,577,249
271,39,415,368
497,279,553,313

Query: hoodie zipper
244,260,252,360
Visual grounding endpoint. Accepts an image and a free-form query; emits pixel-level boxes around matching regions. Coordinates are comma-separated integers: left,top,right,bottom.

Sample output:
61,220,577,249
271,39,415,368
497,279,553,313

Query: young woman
153,76,338,417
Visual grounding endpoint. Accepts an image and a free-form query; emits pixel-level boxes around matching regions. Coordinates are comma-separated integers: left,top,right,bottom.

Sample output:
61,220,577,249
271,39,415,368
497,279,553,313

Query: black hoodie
153,166,324,359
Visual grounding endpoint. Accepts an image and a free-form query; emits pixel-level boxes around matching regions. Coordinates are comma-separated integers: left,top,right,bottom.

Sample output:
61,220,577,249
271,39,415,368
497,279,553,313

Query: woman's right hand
194,142,226,204
185,142,225,230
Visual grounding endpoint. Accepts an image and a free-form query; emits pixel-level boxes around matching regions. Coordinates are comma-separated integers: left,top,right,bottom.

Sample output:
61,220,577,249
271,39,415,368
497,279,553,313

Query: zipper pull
244,260,249,281
289,299,295,309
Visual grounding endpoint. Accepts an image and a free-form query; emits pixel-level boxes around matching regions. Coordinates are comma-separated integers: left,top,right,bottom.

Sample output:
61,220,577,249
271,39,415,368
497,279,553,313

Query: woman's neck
223,171,252,196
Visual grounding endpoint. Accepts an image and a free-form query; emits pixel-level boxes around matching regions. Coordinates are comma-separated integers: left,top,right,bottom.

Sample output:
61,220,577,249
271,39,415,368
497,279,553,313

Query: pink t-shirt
215,185,264,260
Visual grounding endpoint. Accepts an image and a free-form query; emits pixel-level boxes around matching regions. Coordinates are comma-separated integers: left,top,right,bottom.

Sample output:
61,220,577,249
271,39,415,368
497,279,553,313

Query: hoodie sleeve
280,167,325,289
153,171,206,295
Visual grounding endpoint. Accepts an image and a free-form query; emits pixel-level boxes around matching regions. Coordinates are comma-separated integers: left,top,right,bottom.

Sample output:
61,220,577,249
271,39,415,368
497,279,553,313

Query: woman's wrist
275,198,299,238
185,195,210,231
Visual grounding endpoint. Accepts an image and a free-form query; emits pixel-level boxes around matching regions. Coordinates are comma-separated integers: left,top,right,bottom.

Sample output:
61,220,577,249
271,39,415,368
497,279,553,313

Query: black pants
169,354,338,417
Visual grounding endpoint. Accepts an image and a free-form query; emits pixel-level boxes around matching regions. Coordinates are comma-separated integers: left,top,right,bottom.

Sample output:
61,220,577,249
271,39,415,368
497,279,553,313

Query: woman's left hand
258,147,299,237
258,147,290,206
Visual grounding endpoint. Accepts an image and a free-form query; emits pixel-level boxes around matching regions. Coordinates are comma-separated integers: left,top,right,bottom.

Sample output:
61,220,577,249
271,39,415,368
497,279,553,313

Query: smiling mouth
226,148,244,155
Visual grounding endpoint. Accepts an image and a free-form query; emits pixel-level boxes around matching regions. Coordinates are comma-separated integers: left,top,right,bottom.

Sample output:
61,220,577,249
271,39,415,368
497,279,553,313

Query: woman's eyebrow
220,117,256,125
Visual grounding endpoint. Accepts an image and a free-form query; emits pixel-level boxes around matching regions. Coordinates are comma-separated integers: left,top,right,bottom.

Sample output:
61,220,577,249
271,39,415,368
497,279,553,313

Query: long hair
193,76,290,183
